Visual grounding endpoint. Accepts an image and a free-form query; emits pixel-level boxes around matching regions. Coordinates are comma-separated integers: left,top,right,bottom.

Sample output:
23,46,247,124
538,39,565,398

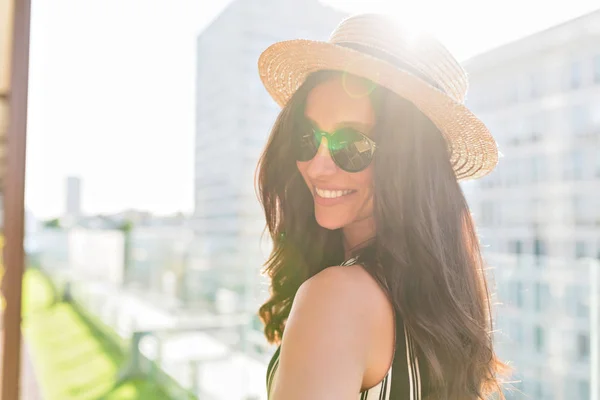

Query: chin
314,212,348,230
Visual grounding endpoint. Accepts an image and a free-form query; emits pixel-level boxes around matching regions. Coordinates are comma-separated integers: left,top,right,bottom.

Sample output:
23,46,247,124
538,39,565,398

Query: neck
342,216,376,259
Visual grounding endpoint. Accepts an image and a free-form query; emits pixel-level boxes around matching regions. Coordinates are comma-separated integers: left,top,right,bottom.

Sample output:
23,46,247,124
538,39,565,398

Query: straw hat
258,14,498,180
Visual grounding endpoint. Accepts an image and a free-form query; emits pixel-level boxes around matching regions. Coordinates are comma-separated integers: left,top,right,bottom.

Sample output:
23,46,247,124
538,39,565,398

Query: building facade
194,0,346,313
464,10,600,400
464,10,600,261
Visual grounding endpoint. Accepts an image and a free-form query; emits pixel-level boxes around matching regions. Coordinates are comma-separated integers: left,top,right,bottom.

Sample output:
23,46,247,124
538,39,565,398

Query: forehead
304,75,376,132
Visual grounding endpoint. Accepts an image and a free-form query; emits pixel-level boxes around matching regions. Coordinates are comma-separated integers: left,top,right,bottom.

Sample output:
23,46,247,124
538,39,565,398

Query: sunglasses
294,122,377,173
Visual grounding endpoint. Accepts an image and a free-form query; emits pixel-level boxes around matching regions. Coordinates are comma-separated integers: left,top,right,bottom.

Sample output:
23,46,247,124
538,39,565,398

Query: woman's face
296,75,376,230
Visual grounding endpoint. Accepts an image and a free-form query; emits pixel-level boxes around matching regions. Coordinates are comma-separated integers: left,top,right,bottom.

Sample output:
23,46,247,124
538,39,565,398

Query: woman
255,14,506,400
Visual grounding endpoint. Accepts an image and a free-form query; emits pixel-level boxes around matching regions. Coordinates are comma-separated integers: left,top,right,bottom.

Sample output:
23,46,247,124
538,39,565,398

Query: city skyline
25,0,600,218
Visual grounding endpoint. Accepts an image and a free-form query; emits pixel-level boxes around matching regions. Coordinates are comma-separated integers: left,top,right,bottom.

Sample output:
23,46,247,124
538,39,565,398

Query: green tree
43,218,61,229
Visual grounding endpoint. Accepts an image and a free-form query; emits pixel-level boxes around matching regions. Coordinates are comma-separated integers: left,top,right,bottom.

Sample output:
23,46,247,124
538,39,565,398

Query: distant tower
66,176,82,218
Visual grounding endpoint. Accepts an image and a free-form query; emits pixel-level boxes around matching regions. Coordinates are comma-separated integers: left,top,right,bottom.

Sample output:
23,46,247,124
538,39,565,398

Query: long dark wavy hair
256,70,506,399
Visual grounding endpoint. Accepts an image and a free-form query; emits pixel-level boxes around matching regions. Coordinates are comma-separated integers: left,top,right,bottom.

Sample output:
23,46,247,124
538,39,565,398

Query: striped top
266,256,428,399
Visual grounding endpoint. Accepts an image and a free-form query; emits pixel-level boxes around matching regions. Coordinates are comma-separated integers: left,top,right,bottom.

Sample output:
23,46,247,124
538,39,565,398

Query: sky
25,0,600,219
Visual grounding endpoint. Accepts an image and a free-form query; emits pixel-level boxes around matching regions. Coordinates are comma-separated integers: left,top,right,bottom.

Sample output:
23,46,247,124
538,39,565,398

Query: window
514,158,523,185
570,61,582,89
564,150,585,180
531,155,545,182
590,101,600,128
531,113,545,141
594,55,600,84
534,282,549,311
534,325,544,353
510,319,524,345
528,73,542,98
513,281,524,308
510,119,525,146
572,150,585,180
573,196,585,225
570,105,589,135
566,285,590,318
577,333,590,361
509,240,523,255
578,292,590,318
575,241,587,258
534,238,546,257
577,380,590,400
533,380,543,400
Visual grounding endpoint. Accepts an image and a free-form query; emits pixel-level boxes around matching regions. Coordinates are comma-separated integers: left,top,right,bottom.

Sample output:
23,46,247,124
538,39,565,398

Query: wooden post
1,0,31,398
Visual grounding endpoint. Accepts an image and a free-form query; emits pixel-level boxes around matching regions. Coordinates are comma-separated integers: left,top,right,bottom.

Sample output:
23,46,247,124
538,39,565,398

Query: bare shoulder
291,264,394,352
295,264,391,316
270,265,394,399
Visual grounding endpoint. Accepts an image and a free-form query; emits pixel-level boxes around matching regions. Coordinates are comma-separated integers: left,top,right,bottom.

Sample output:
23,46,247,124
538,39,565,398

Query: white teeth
315,187,353,199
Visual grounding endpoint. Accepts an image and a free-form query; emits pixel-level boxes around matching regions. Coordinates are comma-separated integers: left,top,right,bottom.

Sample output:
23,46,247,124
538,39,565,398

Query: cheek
296,161,305,172
352,167,374,193
296,161,309,183
353,168,374,214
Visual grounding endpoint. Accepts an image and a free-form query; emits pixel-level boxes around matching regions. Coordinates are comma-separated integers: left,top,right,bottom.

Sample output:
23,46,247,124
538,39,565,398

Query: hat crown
328,14,468,103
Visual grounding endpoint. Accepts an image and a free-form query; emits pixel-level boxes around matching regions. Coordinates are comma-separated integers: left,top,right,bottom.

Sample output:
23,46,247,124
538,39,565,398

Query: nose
306,137,337,177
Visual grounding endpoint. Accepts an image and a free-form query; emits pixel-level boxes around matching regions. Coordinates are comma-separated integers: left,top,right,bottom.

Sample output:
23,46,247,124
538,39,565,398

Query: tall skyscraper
194,0,346,311
464,10,600,400
66,176,82,218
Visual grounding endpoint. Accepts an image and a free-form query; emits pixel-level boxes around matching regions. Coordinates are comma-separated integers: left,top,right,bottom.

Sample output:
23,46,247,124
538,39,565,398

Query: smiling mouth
314,186,356,199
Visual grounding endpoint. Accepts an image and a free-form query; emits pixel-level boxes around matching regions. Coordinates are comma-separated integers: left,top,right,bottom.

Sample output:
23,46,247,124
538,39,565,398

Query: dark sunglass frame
294,126,377,173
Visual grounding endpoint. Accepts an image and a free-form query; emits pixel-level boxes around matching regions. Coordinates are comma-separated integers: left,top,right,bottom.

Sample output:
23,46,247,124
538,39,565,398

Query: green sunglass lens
330,128,374,172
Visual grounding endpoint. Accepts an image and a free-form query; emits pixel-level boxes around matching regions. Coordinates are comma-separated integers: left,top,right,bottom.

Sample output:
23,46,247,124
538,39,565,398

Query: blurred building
194,0,346,312
464,9,600,400
65,176,82,218
465,9,600,260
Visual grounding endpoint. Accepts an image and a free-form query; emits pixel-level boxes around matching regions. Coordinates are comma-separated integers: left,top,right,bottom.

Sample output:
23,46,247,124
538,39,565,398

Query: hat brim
258,39,498,180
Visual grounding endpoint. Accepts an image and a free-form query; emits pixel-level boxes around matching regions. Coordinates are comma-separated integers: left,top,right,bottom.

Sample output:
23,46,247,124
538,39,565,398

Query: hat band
335,42,445,93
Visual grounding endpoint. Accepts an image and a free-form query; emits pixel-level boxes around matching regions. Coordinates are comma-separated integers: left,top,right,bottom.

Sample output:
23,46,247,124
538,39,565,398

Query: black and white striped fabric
266,257,424,399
